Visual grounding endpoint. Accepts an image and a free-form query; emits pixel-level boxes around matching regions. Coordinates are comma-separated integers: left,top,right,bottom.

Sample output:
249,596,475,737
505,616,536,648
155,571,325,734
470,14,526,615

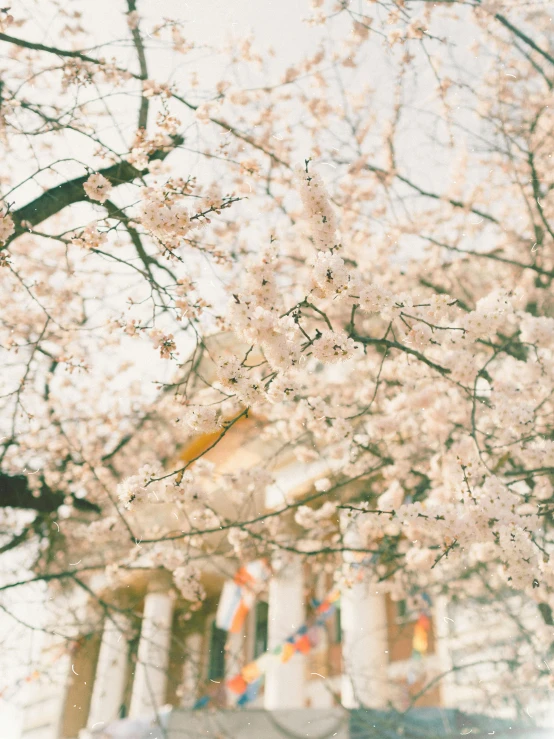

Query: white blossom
83,173,112,203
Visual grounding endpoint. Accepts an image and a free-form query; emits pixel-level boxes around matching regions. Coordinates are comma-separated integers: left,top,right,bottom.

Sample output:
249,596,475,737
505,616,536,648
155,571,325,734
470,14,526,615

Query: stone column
180,632,203,708
433,595,456,706
87,614,130,730
340,510,388,708
129,576,175,718
264,554,306,710
225,626,245,705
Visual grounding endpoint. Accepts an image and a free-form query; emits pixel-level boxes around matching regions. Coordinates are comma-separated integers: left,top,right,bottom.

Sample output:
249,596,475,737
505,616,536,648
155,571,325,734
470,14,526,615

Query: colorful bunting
227,674,248,694
216,559,270,634
254,653,273,673
234,559,271,588
412,613,431,655
236,678,262,706
281,641,296,663
315,588,340,615
307,625,320,648
230,596,253,634
226,584,341,701
199,582,343,709
295,634,311,654
412,596,432,659
216,580,244,632
241,661,261,684
200,585,434,710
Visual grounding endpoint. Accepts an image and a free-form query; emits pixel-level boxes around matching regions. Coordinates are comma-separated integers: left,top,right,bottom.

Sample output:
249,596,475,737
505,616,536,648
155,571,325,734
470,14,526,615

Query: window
397,599,408,621
207,620,226,681
253,601,268,659
395,599,419,624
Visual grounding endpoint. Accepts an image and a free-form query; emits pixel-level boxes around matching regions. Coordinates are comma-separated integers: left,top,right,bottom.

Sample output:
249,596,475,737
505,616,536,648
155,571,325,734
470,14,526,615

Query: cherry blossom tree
1,0,554,714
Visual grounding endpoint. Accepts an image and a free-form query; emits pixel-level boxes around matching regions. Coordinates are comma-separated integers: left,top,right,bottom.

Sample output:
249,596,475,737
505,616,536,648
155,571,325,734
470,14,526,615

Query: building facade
20,559,450,739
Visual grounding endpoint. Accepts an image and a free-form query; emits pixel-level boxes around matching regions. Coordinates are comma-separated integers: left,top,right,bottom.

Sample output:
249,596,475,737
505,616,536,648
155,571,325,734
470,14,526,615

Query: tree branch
0,472,100,513
4,135,183,248
351,334,452,377
0,32,139,77
361,162,499,224
127,0,149,129
494,13,554,68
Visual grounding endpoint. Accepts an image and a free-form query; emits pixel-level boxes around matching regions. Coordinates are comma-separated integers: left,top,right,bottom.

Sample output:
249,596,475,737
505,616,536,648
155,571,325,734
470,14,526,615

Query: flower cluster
310,250,351,299
149,328,177,359
140,185,195,249
311,329,359,363
83,173,112,203
294,165,338,249
116,464,164,509
71,224,107,249
181,405,222,434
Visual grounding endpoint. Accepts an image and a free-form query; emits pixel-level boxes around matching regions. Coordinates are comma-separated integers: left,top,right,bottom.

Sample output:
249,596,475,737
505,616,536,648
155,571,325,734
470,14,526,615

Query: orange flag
295,634,311,654
227,674,248,694
413,613,431,655
241,661,261,684
281,641,295,663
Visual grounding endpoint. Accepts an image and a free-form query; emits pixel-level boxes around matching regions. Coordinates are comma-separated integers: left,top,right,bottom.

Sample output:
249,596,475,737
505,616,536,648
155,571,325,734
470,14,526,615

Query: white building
20,557,452,739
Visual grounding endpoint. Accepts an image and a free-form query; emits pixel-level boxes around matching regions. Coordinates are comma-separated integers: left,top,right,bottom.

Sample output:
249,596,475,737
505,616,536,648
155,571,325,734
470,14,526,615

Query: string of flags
412,612,431,657
226,588,340,700
215,559,271,633
204,560,434,706
196,572,341,709
412,593,432,658
407,593,432,688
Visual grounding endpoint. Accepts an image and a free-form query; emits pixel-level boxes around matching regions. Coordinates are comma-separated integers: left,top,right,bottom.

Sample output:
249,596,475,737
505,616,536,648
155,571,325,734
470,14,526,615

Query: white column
225,627,245,704
307,573,332,709
264,554,306,709
87,614,130,730
340,511,388,708
129,578,175,718
180,633,203,708
433,595,456,706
